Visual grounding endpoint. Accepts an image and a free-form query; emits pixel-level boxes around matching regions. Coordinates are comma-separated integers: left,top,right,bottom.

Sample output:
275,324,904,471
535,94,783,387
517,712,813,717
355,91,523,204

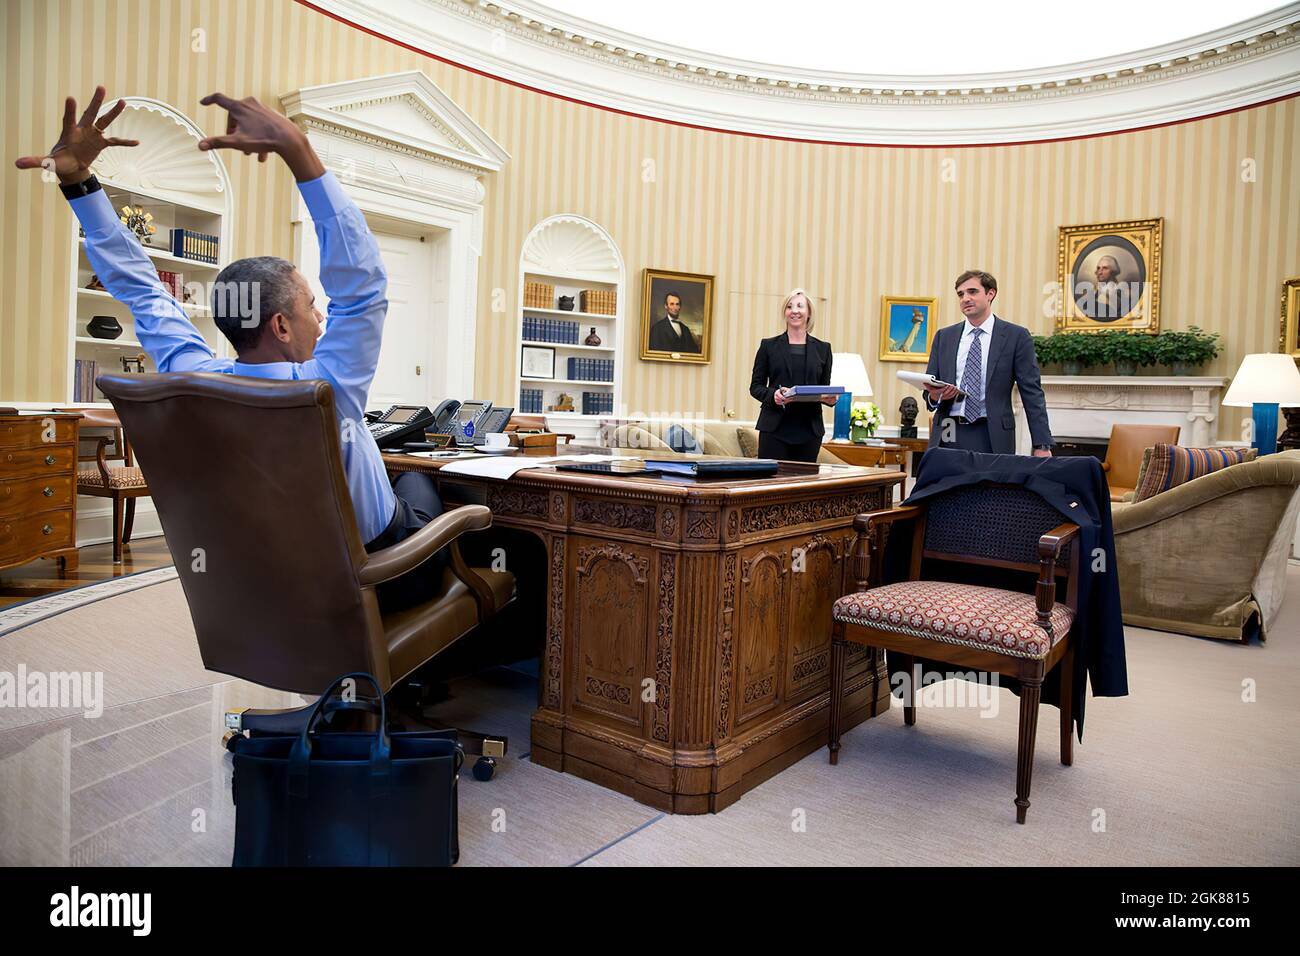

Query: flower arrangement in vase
849,401,883,443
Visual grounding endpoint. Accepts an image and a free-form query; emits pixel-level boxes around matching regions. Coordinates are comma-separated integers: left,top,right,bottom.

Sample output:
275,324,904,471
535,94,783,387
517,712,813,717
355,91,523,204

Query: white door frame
281,71,509,403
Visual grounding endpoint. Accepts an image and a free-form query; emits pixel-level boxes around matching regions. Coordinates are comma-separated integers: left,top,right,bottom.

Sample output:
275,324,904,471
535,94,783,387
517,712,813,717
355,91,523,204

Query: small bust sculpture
899,396,919,438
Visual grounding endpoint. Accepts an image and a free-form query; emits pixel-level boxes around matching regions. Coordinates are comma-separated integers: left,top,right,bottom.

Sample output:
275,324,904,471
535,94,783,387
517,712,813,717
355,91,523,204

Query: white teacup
483,431,510,449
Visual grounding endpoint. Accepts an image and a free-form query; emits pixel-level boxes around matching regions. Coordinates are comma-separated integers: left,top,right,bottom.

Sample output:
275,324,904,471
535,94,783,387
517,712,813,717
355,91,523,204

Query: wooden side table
1,412,81,575
823,440,906,469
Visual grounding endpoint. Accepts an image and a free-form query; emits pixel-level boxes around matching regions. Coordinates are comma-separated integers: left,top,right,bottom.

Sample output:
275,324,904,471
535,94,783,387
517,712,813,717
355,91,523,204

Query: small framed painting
879,295,937,363
640,268,714,364
521,345,555,380
1281,277,1300,359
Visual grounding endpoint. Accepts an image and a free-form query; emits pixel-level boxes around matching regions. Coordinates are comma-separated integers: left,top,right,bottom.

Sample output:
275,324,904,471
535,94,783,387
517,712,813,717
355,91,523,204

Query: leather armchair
1101,423,1181,501
95,372,515,757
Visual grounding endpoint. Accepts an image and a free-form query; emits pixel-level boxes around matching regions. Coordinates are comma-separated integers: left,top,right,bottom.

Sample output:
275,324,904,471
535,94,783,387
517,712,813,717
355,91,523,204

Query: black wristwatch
1033,443,1053,451
59,175,102,200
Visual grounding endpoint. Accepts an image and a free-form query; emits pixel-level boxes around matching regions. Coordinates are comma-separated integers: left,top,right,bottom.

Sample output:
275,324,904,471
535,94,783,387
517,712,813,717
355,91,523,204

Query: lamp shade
1222,353,1300,407
831,352,873,397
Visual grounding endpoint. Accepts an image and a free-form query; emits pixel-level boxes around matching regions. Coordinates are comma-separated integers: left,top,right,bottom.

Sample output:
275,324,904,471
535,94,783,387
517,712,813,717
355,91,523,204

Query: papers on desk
439,453,625,481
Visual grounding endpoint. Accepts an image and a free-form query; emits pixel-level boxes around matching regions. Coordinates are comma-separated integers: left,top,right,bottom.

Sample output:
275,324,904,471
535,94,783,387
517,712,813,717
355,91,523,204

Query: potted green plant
1177,327,1221,374
1154,326,1221,374
849,401,882,443
1102,330,1156,376
1033,335,1058,372
1052,332,1102,375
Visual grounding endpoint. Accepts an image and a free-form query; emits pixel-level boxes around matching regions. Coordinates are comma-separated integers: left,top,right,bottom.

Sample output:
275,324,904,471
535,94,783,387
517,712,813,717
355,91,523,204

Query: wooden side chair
828,483,1082,823
56,406,149,563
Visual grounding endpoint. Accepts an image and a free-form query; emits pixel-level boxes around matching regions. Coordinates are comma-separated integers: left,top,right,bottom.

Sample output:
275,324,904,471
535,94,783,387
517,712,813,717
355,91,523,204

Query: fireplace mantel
1012,375,1229,453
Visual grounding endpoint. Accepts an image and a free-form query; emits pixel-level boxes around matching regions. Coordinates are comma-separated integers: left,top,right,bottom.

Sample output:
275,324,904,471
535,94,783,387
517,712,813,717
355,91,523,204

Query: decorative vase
87,315,123,340
557,296,575,311
1113,360,1136,376
584,327,601,346
850,424,874,444
1172,361,1194,375
1062,360,1083,376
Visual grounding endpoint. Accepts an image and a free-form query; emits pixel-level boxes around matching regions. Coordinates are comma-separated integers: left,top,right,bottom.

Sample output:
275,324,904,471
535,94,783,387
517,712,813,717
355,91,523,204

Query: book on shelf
170,228,219,264
579,288,616,315
73,359,99,403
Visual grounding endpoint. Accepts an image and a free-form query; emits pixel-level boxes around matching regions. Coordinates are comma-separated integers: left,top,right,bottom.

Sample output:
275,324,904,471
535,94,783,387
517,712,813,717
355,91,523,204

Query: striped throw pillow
1131,443,1257,502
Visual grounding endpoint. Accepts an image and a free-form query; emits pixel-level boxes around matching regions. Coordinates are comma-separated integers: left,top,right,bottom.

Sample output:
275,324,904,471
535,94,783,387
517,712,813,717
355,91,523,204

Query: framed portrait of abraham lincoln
640,268,714,364
1057,218,1163,333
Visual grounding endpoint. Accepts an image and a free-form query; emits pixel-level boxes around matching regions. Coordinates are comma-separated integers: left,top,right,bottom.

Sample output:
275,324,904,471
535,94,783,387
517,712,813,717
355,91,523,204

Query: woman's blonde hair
780,288,815,331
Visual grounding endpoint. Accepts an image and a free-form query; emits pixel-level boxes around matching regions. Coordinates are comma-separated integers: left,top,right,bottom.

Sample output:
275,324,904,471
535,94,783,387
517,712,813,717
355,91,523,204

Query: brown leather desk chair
54,406,150,563
829,484,1082,823
96,372,515,770
1102,423,1180,501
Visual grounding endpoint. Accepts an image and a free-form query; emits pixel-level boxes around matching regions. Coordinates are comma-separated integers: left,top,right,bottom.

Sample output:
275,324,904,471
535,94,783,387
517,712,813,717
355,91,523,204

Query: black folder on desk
646,458,780,477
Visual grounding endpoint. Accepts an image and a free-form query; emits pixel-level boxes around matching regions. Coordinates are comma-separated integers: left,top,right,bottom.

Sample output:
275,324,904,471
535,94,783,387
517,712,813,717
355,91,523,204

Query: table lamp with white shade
830,352,873,441
1222,353,1300,456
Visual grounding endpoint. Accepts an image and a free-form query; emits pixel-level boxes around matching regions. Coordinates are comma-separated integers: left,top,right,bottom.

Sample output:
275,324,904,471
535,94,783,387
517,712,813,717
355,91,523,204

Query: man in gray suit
923,270,1054,456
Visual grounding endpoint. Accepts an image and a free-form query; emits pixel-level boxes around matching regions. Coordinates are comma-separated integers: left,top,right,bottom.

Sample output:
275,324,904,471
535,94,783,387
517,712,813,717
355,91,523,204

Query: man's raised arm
196,93,387,423
15,86,225,373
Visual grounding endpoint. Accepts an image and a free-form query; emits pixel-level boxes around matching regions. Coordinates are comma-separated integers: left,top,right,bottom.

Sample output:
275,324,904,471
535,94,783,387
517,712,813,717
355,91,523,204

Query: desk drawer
0,418,76,449
0,474,74,518
1,444,75,477
0,509,74,563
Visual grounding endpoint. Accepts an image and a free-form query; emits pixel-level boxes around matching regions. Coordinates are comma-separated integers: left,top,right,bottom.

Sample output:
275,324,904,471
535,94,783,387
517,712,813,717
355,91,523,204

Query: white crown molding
306,0,1300,144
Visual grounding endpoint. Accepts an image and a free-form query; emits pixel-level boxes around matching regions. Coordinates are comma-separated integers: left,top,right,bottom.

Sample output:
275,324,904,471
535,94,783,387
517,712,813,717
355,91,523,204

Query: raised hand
198,92,324,182
13,86,139,185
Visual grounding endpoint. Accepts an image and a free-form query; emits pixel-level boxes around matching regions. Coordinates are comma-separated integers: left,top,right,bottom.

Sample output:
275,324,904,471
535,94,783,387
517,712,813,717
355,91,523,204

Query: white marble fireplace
1012,375,1230,454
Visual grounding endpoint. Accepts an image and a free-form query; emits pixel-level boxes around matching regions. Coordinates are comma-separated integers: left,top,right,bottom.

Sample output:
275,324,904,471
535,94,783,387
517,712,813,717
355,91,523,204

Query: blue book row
581,392,614,416
171,228,219,264
567,357,614,382
519,388,544,414
523,316,578,344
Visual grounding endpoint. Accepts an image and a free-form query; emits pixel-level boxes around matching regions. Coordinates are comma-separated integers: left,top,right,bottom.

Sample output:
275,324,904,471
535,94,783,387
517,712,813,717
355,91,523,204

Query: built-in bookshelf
514,217,625,422
66,98,232,405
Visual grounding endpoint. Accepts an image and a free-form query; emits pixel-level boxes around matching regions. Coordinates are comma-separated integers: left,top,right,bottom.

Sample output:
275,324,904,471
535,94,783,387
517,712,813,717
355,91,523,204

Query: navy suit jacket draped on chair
884,448,1129,738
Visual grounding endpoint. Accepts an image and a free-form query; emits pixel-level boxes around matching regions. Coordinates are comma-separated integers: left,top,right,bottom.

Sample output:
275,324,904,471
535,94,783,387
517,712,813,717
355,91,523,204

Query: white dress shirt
952,314,995,419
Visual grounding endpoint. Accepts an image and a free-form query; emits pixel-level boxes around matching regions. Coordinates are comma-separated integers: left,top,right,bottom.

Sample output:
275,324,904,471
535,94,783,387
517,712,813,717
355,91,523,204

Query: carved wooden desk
384,448,903,813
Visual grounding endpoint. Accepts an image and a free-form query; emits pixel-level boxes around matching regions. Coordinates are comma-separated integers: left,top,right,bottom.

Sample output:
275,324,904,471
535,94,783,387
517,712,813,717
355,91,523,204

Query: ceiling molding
303,0,1300,144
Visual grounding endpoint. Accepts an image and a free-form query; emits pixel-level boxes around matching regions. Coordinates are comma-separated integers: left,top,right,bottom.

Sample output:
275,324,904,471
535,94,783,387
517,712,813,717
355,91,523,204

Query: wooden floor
0,536,174,611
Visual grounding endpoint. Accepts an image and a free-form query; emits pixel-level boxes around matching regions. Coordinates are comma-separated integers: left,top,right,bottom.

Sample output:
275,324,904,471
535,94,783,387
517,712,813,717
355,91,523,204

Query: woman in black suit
749,288,836,462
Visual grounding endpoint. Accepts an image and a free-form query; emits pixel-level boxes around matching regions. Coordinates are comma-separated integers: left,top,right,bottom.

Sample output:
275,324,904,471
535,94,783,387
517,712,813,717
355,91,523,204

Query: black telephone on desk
366,404,439,448
366,400,515,448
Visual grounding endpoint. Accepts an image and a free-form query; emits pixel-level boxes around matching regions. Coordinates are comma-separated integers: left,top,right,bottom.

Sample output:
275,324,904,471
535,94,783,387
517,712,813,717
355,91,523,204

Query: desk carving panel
387,452,901,813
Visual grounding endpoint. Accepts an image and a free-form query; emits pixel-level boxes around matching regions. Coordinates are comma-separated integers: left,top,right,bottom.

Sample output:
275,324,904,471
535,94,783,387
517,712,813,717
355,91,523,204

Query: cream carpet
2,565,1297,866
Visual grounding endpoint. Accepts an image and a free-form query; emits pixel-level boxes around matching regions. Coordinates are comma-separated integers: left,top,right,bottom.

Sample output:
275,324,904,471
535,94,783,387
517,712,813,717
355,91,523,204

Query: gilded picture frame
1281,277,1300,360
640,268,714,364
879,295,938,363
1057,218,1163,332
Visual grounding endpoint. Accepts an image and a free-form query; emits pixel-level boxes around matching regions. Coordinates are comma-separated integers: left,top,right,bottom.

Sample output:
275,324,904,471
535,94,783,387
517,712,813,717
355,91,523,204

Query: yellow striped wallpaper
2,0,1297,443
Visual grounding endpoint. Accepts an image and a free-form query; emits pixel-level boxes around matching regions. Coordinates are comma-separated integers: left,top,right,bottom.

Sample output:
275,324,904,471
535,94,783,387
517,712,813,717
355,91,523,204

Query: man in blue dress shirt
16,87,445,610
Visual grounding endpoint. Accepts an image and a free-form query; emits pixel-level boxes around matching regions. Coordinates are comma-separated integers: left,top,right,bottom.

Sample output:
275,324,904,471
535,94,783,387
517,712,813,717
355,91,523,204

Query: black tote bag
229,672,462,866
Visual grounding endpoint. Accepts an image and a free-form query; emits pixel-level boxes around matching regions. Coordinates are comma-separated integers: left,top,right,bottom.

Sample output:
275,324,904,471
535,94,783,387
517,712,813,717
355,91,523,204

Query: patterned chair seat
77,465,148,489
833,580,1073,660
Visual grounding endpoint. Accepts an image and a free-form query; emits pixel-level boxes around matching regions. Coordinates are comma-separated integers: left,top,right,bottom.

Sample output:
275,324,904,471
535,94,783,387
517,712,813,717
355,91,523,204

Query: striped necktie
962,327,985,420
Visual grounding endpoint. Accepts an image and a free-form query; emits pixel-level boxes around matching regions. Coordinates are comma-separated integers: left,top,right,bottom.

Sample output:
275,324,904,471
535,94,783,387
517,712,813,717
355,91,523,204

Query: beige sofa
598,419,842,464
1111,449,1300,641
